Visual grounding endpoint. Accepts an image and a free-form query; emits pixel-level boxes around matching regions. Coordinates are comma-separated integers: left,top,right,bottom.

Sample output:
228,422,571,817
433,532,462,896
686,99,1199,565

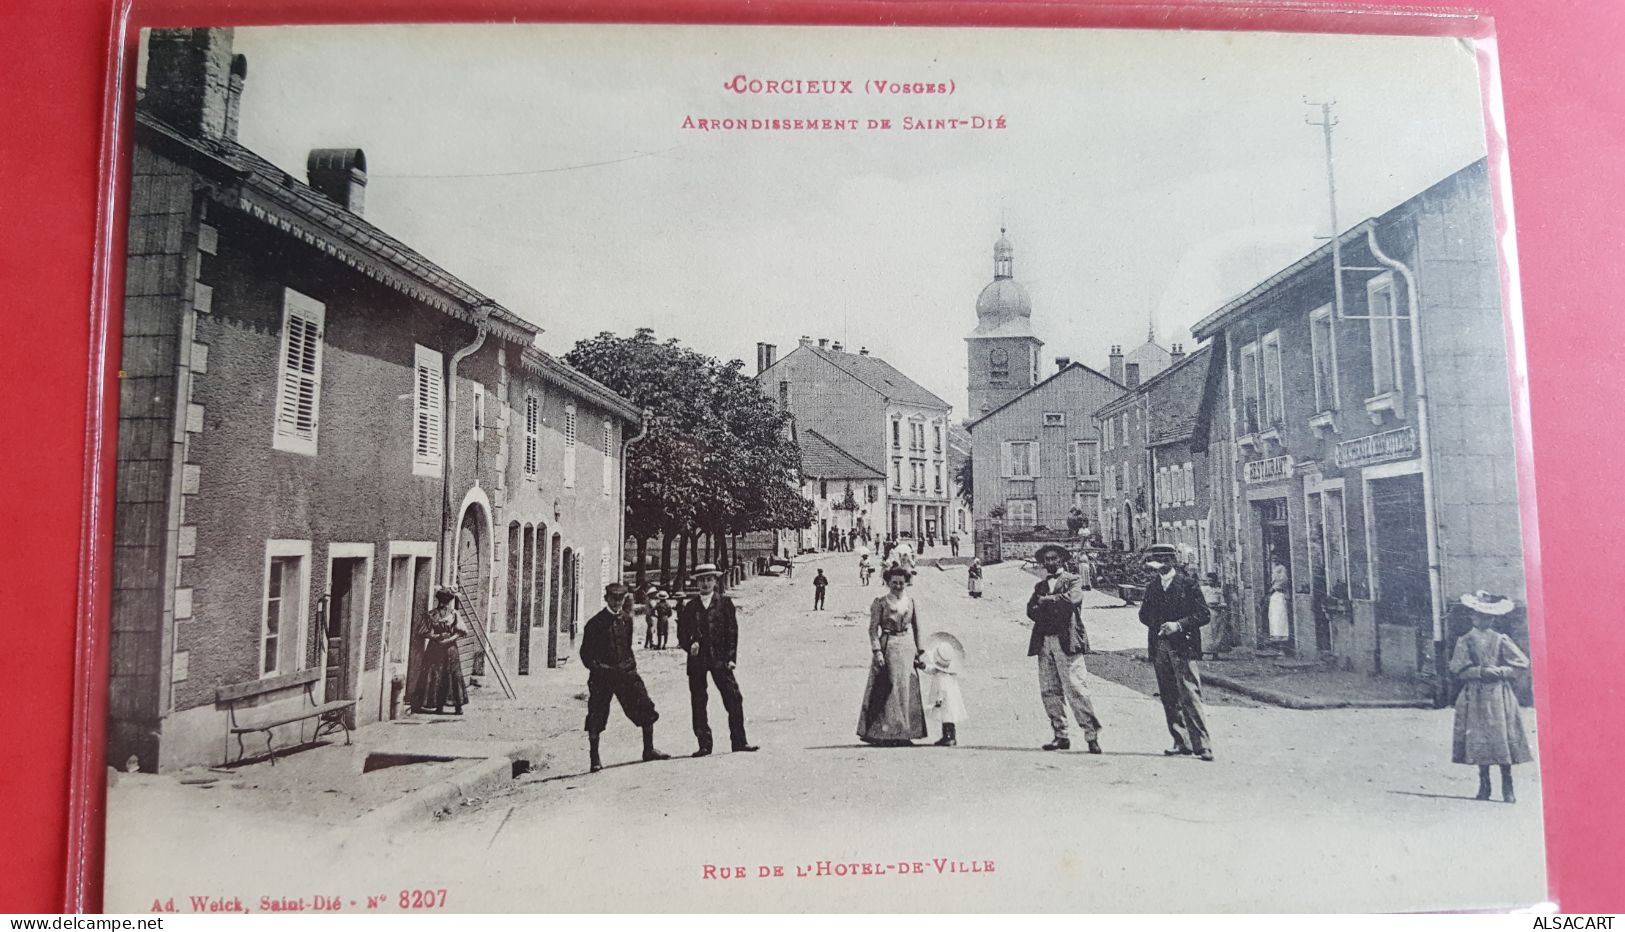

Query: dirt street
105,552,1548,912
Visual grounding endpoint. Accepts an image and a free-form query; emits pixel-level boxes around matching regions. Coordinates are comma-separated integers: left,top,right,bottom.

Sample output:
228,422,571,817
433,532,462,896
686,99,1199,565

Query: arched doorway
560,546,576,654
455,502,490,678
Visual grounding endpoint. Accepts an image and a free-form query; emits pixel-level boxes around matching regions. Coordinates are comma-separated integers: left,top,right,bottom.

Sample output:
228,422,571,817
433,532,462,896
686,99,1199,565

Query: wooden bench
216,668,360,766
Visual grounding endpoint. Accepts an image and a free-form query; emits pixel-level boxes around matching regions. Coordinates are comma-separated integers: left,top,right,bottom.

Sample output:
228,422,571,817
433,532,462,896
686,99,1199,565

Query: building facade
1192,159,1525,689
1094,346,1214,562
111,28,639,771
757,338,954,543
968,361,1122,541
794,428,886,551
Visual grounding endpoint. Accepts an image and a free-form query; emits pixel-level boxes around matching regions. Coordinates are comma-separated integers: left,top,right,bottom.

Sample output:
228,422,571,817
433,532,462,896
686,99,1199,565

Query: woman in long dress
1449,591,1533,803
414,587,468,715
856,566,927,745
1266,560,1290,641
966,558,983,598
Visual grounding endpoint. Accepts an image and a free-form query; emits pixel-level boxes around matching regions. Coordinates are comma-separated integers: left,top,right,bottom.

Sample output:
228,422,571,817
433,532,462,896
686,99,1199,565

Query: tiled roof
806,346,951,411
799,429,885,480
135,107,537,343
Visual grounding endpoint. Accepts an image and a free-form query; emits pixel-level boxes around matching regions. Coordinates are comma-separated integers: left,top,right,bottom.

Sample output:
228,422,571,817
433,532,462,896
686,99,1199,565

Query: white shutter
563,405,577,487
524,395,539,477
602,419,615,496
1029,442,1039,479
413,345,444,474
272,288,325,455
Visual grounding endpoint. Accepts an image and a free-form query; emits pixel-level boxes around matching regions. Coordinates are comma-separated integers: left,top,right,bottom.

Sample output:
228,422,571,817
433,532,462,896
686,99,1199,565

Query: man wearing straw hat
1027,543,1103,753
678,564,760,757
1140,543,1214,760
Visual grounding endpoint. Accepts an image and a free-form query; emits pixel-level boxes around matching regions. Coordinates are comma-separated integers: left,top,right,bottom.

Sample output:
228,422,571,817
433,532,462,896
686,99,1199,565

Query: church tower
965,229,1044,417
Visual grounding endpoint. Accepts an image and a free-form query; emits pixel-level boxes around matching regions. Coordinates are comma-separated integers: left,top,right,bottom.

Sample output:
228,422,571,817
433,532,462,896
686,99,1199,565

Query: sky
153,24,1490,416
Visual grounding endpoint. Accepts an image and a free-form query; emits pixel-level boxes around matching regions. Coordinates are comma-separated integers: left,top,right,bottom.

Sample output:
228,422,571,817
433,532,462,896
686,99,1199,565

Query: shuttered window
601,419,615,496
272,288,325,455
524,395,539,478
413,345,444,475
1001,441,1036,478
563,404,577,488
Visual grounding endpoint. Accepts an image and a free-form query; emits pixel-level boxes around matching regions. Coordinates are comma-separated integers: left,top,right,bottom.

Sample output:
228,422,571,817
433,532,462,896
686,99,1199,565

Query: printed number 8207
400,889,448,909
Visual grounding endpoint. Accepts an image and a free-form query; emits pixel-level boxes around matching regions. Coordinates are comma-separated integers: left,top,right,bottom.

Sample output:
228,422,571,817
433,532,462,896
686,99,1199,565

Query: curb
1201,672,1433,710
354,743,541,831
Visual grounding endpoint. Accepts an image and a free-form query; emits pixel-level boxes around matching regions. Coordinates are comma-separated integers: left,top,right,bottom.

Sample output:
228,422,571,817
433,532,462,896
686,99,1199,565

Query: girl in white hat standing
922,633,967,747
1449,591,1533,802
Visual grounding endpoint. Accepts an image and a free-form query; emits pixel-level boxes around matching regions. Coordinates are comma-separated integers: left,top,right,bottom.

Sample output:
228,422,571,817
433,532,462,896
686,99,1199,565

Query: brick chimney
145,28,237,140
799,335,813,347
1055,356,1071,372
1108,345,1125,384
755,342,778,374
831,341,843,352
858,347,870,356
817,338,829,349
222,53,248,140
307,149,368,215
1171,342,1186,363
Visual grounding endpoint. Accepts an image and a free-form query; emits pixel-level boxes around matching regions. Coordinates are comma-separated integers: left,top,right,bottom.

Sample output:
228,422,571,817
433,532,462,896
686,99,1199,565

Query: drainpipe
440,302,494,588
1365,225,1446,702
619,408,653,587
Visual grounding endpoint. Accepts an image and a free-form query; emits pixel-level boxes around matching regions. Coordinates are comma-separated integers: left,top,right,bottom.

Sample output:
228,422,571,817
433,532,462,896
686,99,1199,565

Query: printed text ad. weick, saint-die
683,73,1006,133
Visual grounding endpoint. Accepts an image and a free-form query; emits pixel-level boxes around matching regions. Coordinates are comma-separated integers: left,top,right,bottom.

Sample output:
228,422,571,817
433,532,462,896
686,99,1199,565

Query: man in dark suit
1139,544,1214,760
579,582,671,773
677,564,760,757
1027,544,1103,753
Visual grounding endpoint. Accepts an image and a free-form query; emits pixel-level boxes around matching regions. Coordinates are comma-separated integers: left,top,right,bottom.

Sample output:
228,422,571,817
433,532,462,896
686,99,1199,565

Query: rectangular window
1262,331,1285,428
1067,440,1098,478
601,419,615,496
1239,341,1260,435
471,385,486,444
820,479,828,499
1156,467,1169,505
933,424,943,453
1368,275,1406,397
891,417,901,449
1001,441,1036,479
911,421,926,452
778,380,792,409
1006,499,1038,527
891,457,902,491
1310,305,1338,413
412,344,444,475
259,542,310,678
935,463,944,494
524,395,539,478
911,461,926,492
1043,412,1065,427
563,404,577,488
272,288,325,456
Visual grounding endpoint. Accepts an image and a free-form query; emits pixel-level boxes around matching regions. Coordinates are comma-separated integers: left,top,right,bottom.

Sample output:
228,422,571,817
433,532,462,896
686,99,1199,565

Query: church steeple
994,227,1014,280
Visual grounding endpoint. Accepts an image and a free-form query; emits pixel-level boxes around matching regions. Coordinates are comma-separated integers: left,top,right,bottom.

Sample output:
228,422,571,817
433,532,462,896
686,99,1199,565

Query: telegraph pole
1305,98,1344,320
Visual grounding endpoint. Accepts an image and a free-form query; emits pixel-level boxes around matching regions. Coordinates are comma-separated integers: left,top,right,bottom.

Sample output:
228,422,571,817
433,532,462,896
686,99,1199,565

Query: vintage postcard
103,21,1545,912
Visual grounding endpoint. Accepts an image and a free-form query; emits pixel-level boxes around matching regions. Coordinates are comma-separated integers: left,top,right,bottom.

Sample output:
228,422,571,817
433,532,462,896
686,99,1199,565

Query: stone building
1191,158,1525,691
756,339,954,543
1094,345,1213,562
111,28,640,771
967,360,1121,542
965,230,1045,420
794,428,886,552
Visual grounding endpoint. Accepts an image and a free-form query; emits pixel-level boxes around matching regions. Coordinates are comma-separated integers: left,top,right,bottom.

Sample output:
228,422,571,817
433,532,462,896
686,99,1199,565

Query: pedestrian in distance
412,587,468,715
1266,556,1291,645
950,533,960,557
967,557,983,598
813,568,829,610
858,552,874,586
1140,544,1213,761
579,582,671,773
638,584,656,649
653,590,673,650
1449,591,1532,803
857,565,928,746
677,564,759,757
922,632,966,747
1027,544,1102,753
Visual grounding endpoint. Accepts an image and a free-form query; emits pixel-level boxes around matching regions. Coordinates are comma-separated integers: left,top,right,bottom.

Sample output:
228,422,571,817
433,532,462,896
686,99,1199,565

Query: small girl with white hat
922,631,967,747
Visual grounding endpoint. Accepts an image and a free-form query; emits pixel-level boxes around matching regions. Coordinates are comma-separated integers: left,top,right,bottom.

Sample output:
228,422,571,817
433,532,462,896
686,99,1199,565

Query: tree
954,454,974,510
565,329,812,586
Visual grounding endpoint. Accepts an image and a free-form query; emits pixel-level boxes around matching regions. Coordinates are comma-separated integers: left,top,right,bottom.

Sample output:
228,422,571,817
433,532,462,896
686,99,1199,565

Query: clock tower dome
965,229,1045,417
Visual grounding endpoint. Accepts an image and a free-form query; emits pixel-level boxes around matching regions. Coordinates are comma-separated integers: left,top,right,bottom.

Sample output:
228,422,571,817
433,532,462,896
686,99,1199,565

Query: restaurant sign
1243,455,1293,485
1335,426,1418,469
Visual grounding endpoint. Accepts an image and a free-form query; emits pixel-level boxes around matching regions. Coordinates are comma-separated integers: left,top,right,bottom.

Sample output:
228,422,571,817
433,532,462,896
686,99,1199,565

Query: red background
3,0,1621,914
